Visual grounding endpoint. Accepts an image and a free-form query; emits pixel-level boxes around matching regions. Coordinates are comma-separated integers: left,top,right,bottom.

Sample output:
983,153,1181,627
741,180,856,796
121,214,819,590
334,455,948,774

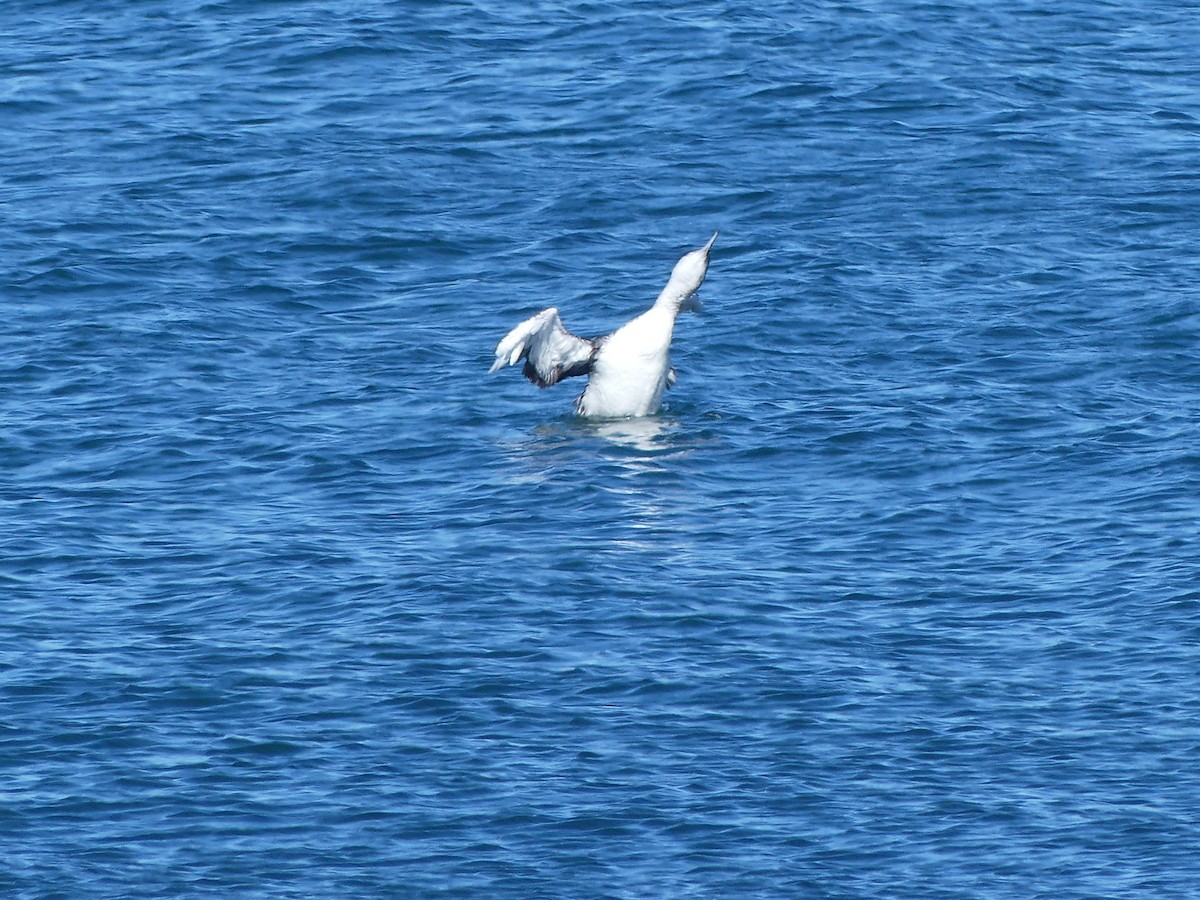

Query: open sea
3,1,1200,897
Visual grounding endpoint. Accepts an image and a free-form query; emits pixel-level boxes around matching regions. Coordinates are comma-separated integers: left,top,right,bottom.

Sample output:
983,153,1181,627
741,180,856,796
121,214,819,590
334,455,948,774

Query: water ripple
4,1,1200,897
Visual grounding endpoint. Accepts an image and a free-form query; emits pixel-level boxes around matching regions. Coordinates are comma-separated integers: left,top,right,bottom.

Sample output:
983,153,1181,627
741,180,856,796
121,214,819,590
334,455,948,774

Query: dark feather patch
523,343,597,388
524,359,558,387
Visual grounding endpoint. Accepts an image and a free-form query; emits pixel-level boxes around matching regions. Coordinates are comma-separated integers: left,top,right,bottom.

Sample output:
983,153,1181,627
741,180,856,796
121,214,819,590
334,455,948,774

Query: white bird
489,232,718,418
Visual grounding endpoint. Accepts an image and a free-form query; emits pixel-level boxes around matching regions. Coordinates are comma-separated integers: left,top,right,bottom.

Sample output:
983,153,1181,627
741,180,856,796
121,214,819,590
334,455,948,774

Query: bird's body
577,304,674,418
490,232,717,419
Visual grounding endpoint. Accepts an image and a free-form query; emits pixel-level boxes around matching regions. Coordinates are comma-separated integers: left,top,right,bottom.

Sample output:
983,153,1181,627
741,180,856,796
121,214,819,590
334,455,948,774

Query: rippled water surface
4,1,1200,897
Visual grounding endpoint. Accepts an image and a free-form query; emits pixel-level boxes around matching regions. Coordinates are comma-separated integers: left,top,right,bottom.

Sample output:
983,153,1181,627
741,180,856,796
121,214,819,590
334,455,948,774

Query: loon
489,232,717,418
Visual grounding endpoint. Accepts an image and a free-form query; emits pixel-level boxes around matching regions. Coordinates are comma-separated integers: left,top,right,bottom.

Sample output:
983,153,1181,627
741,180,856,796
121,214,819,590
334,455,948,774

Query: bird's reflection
589,416,674,453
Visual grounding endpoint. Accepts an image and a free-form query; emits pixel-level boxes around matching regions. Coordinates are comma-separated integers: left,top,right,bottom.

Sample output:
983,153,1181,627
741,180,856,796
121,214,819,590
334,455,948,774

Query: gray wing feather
490,307,597,388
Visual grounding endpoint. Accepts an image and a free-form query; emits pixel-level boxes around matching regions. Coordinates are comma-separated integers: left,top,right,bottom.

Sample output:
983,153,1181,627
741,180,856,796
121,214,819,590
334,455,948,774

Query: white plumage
489,232,717,418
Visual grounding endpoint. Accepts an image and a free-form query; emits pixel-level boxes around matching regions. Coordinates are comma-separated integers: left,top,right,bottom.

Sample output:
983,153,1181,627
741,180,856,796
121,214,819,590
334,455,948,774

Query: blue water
4,1,1199,896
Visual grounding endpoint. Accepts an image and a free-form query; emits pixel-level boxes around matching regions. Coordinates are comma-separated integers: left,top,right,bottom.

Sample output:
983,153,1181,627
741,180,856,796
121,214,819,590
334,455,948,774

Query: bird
489,231,717,418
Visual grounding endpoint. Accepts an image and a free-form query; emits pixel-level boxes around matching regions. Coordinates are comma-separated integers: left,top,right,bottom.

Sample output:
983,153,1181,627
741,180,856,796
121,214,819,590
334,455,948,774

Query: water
3,1,1199,897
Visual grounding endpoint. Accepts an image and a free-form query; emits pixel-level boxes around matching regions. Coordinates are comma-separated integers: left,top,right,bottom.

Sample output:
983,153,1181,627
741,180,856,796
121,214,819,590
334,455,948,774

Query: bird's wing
489,307,598,387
